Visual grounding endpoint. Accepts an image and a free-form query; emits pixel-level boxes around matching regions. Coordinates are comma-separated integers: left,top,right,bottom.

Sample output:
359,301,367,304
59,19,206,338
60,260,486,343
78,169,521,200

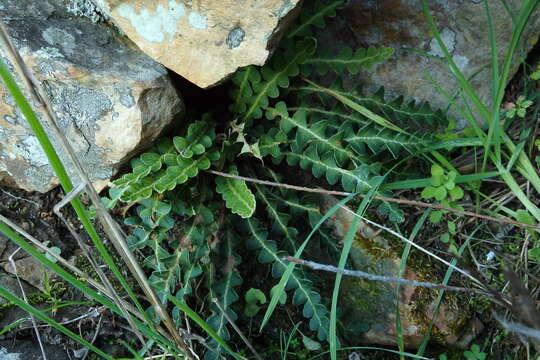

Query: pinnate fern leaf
286,0,346,39
113,139,174,188
216,167,256,218
252,182,299,252
112,121,219,203
345,124,426,158
230,66,260,113
205,230,242,360
304,46,394,75
243,218,330,340
268,101,360,166
285,147,373,193
297,82,448,133
236,38,316,120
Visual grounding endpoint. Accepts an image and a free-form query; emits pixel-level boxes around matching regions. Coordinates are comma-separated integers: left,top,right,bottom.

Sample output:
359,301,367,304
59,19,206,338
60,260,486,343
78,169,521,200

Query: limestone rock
0,256,49,292
93,0,303,88
321,196,481,348
0,0,184,193
316,0,540,124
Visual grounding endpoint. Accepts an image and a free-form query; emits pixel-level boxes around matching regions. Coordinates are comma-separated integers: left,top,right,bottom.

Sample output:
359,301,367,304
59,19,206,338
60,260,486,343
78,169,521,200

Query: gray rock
0,0,184,192
0,348,21,360
66,0,108,23
0,342,70,360
321,196,480,348
317,0,540,125
0,270,38,306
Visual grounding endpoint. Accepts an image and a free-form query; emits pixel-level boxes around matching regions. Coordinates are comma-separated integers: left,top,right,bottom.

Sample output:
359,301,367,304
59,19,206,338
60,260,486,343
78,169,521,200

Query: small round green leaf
431,164,444,177
429,210,444,223
45,246,61,263
448,186,464,200
421,186,437,199
302,335,321,351
433,186,447,201
440,232,450,243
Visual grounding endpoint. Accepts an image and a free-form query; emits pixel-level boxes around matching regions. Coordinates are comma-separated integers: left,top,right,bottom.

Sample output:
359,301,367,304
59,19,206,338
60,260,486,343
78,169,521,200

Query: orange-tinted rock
95,0,303,88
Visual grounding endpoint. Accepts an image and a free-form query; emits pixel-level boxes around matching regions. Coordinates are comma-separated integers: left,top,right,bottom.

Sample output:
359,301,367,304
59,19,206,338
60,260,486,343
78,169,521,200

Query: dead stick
283,257,490,295
207,170,540,230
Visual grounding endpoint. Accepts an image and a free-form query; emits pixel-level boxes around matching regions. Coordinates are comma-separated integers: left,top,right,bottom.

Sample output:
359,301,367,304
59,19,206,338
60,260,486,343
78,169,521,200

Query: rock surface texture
321,196,482,348
317,0,540,123
93,0,303,88
0,0,184,192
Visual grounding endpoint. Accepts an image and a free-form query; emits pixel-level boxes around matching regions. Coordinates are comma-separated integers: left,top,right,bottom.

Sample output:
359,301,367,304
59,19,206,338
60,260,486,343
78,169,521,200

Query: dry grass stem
208,170,540,230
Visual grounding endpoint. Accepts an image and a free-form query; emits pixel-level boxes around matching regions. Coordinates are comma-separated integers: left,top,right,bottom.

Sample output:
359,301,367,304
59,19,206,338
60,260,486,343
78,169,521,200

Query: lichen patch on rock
98,0,303,88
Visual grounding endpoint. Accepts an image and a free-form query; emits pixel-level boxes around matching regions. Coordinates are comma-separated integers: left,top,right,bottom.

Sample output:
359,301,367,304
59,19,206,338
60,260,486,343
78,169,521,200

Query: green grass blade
303,78,408,134
499,0,518,23
395,210,431,359
0,220,175,350
0,285,114,360
482,0,501,172
419,0,491,123
0,318,26,336
260,193,357,332
506,137,526,172
167,294,243,360
494,0,539,108
329,185,379,360
420,0,540,197
382,171,500,190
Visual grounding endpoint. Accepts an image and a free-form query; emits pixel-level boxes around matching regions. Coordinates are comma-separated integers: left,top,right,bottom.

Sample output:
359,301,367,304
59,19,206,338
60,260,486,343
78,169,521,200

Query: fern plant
103,0,454,357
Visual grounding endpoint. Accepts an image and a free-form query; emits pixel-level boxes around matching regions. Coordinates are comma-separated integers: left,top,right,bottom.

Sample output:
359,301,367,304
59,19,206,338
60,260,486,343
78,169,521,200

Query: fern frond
243,218,330,340
113,138,174,189
113,121,220,203
205,228,242,360
296,83,449,133
259,128,289,158
251,182,299,252
345,125,427,158
290,104,367,126
147,197,214,304
268,192,323,228
268,101,361,166
237,38,316,120
230,66,260,113
215,166,256,218
286,0,346,39
284,146,373,193
121,156,212,202
304,46,394,75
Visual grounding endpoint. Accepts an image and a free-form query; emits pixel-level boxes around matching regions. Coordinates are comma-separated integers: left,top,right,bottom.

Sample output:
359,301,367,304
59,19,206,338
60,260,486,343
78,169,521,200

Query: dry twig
9,248,48,360
212,298,260,360
207,170,540,230
283,257,490,295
